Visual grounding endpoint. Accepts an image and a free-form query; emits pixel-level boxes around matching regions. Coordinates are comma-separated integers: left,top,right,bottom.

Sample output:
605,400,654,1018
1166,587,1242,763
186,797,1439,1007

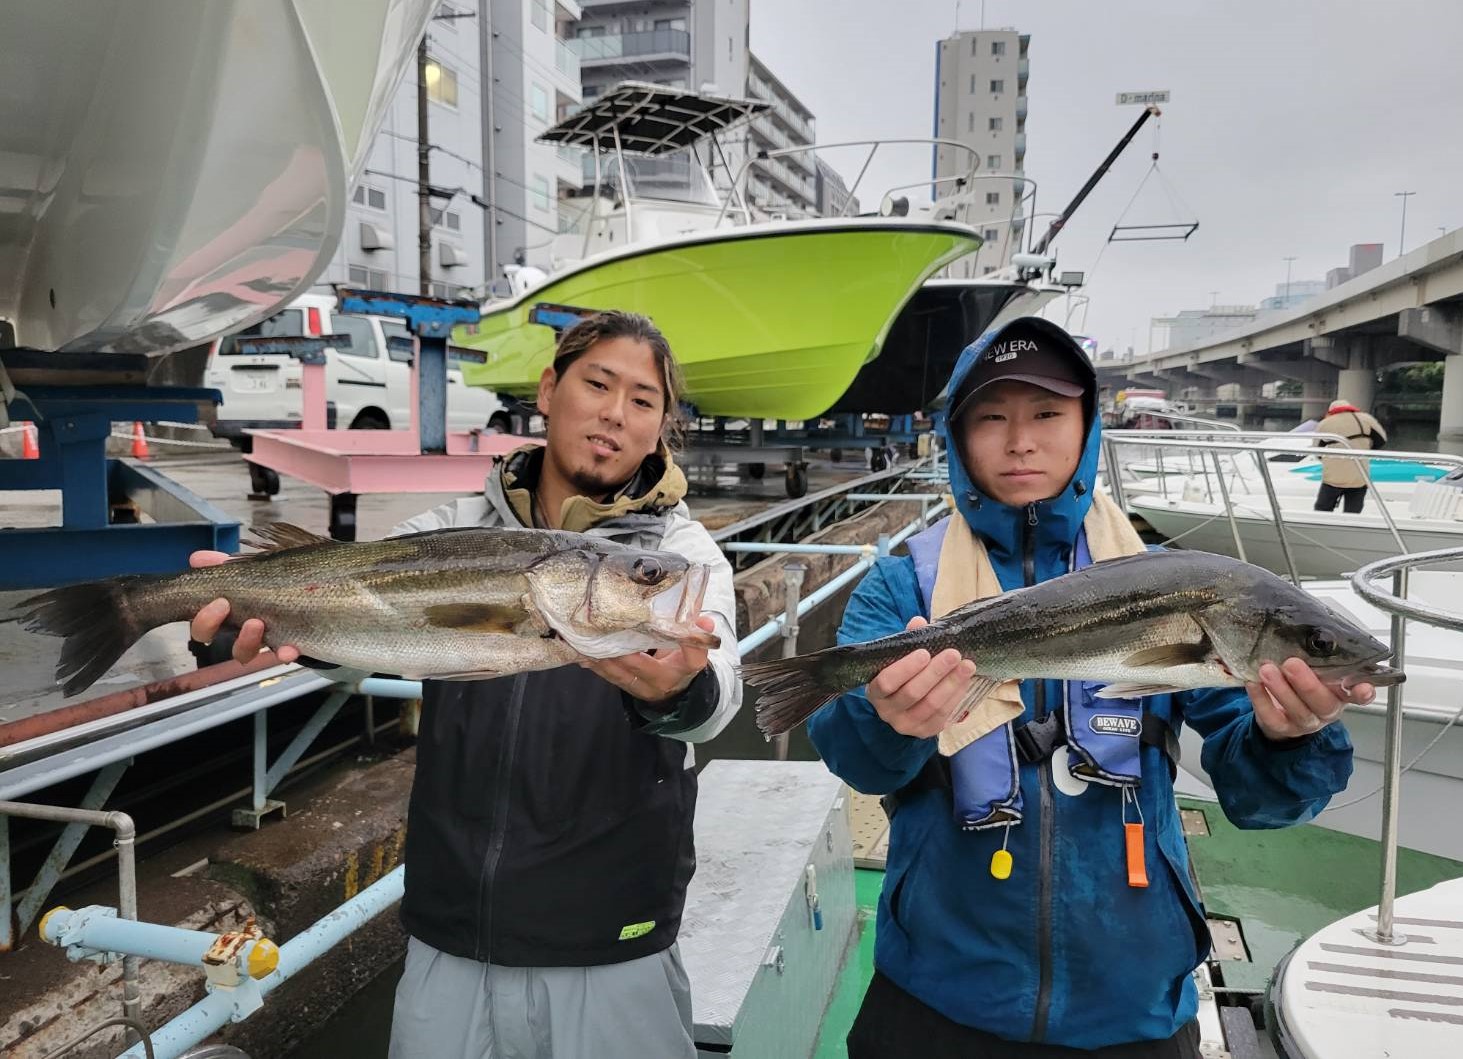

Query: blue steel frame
0,383,240,588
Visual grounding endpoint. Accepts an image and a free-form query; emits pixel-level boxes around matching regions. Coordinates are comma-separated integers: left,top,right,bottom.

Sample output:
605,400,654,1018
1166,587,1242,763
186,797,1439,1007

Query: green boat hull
457,222,981,421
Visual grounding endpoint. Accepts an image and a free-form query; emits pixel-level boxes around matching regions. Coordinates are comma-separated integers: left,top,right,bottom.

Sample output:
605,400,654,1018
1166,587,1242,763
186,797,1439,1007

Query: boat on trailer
0,0,436,365
455,82,986,421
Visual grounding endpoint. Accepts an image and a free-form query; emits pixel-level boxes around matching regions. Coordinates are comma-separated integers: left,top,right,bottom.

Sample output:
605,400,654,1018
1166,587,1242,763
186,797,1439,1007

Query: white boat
0,0,436,359
1108,434,1463,579
1264,549,1463,1059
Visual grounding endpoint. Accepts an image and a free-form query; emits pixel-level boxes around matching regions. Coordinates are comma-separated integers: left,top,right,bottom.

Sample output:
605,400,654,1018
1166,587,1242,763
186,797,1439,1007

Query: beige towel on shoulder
934,491,1148,756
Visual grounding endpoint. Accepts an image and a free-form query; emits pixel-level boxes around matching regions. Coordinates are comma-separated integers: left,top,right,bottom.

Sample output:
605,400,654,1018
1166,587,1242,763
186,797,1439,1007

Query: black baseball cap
949,324,1090,421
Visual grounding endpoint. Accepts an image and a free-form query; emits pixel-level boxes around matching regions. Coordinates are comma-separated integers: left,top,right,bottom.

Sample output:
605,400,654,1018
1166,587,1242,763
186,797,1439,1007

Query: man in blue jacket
808,317,1370,1057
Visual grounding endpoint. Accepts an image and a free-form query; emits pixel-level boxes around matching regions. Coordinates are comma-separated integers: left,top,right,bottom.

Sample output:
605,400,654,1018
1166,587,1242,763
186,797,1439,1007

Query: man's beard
565,462,631,501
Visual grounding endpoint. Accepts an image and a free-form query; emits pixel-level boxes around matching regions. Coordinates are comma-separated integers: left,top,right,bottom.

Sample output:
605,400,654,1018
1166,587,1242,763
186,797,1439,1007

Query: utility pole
417,37,433,296
1395,190,1415,257
1282,256,1296,303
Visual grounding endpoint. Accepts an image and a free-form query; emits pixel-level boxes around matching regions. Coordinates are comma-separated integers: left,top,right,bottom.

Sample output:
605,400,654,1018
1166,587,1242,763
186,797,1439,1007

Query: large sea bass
11,523,718,697
741,550,1401,737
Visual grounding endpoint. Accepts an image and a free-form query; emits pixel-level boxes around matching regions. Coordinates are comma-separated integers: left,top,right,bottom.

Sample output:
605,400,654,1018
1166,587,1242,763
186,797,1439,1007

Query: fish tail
740,649,864,737
16,575,163,697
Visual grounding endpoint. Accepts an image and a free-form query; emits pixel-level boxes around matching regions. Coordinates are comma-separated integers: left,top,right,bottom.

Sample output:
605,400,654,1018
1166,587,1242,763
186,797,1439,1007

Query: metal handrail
1103,432,1463,585
1348,546,1463,944
714,138,986,227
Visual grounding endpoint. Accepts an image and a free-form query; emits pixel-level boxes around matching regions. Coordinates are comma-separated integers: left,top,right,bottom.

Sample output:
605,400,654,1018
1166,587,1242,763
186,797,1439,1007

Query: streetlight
1282,256,1297,304
1395,191,1416,256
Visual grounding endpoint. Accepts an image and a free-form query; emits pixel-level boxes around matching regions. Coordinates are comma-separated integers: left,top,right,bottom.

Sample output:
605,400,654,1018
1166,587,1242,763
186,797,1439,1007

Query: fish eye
1306,629,1338,657
631,558,666,586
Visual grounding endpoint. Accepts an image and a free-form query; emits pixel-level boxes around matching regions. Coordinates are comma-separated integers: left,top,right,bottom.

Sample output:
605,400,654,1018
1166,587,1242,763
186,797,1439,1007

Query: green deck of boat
1174,796,1463,993
810,797,1463,1056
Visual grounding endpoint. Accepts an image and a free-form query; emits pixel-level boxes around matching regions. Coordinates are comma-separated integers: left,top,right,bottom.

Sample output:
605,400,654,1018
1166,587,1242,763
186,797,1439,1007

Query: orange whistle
1125,822,1149,888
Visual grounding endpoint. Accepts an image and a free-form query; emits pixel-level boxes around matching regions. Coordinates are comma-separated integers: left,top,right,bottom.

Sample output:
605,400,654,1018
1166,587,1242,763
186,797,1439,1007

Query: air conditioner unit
359,221,393,252
439,241,467,268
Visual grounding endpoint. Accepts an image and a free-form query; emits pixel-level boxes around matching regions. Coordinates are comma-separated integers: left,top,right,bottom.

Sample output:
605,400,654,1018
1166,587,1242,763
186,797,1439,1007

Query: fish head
525,544,720,658
1231,590,1402,689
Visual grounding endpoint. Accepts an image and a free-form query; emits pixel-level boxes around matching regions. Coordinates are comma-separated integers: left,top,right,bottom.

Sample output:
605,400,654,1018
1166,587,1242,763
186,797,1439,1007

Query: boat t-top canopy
536,81,768,156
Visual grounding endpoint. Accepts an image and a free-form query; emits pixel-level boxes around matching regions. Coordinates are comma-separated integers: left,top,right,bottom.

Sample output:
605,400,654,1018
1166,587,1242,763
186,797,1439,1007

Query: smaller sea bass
741,549,1402,737
10,523,718,697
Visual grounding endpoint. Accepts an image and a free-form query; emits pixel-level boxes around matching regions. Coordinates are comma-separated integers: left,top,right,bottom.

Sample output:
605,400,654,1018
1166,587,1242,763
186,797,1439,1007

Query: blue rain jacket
807,317,1353,1048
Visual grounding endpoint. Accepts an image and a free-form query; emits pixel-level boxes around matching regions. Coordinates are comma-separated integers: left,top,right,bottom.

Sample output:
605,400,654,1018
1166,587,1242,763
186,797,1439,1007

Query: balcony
555,38,580,80
1016,96,1027,121
1018,57,1029,85
568,28,690,65
1014,133,1026,159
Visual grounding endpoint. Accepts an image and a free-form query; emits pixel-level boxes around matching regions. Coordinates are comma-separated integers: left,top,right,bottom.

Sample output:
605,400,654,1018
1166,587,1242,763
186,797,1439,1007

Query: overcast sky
749,0,1463,354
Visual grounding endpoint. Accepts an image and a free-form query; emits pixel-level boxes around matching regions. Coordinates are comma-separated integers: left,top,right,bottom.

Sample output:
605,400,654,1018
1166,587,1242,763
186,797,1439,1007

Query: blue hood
939,316,1101,577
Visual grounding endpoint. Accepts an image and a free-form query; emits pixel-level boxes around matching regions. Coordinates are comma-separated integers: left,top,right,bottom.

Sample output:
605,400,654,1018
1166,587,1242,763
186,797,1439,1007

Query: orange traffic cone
130,421,150,459
20,421,39,460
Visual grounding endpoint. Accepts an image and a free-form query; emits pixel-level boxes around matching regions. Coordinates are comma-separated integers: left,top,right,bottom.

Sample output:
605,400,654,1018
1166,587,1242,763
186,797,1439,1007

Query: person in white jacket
188,311,740,1059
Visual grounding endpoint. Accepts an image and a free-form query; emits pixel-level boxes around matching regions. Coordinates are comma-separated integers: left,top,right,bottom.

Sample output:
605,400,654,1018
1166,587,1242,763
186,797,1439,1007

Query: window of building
990,79,1004,93
989,116,1003,131
971,37,979,57
429,282,465,301
968,113,975,133
531,0,548,31
986,191,1001,205
582,83,601,99
992,40,1006,56
348,265,389,290
531,175,550,212
575,25,605,37
425,60,457,107
969,74,977,94
653,17,686,31
428,207,462,231
329,314,380,359
983,228,999,241
531,83,550,121
983,265,997,275
352,184,388,210
987,154,1001,169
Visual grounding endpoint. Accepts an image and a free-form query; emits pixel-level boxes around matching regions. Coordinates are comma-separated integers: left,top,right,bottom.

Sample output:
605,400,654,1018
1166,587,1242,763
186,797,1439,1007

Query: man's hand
866,616,979,739
186,550,300,665
580,615,717,705
1247,657,1375,741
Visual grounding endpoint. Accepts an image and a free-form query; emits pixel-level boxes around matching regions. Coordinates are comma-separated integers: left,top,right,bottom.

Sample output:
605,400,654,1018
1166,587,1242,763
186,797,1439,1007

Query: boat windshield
591,149,721,208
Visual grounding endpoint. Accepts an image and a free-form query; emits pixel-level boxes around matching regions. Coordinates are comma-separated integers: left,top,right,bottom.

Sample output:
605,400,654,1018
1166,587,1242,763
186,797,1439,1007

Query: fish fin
422,603,524,633
1121,640,1211,669
15,576,158,697
740,654,845,737
1095,681,1187,699
243,522,335,554
944,674,1007,724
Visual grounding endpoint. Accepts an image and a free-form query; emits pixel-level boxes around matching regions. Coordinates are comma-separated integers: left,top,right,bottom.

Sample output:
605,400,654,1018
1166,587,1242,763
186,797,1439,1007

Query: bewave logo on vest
1089,714,1141,738
988,338,1039,364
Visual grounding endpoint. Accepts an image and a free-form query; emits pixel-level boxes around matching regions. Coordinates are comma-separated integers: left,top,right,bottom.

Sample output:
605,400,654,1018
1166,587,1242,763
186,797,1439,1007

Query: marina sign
1116,90,1170,105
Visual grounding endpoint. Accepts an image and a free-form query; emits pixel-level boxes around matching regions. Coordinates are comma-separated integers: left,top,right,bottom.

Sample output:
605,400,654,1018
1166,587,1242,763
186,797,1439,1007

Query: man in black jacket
189,312,740,1058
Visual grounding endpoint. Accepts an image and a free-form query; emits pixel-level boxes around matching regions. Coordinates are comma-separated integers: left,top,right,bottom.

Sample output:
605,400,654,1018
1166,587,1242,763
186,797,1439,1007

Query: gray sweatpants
388,936,697,1059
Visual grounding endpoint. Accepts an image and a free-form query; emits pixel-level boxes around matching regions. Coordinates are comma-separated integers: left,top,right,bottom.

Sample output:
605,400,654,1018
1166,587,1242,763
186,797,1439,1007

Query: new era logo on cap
988,338,1039,364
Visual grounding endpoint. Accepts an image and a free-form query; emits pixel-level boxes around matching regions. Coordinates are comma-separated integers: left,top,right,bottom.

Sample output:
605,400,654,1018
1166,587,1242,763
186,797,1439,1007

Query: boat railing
1349,546,1463,942
713,138,989,228
1102,430,1463,585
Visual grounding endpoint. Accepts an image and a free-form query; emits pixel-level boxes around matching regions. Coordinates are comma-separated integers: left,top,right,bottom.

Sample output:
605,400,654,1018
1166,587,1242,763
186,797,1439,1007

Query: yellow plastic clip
990,824,1013,881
